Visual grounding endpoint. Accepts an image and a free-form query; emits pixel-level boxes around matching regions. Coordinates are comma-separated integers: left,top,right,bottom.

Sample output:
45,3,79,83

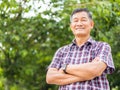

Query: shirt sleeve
48,47,63,69
96,42,115,74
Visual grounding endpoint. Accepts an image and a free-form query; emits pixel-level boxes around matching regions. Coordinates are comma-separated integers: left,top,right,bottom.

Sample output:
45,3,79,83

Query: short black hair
70,8,92,22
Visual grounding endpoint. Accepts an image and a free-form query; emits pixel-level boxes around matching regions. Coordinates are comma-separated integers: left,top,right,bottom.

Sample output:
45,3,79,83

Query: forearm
50,73,83,85
66,63,97,80
66,60,107,80
46,68,84,85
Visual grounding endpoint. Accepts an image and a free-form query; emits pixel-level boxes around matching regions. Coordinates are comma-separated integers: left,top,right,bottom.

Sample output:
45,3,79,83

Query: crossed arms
46,57,107,85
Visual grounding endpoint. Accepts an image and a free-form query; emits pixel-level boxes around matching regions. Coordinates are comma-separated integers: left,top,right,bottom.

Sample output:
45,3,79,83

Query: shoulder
56,43,72,53
98,41,111,47
93,40,111,51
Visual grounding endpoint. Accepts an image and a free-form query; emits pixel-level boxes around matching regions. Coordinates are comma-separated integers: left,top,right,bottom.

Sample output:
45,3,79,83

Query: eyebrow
73,17,88,20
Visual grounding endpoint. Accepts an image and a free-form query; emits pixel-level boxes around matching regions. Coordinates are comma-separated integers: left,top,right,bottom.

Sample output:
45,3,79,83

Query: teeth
76,28,84,29
76,28,83,29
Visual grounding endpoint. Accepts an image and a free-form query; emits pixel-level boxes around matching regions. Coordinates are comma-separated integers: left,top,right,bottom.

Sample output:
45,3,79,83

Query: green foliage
0,0,120,90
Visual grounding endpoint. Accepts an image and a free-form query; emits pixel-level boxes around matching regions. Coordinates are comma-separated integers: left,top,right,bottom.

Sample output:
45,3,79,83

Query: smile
76,28,84,30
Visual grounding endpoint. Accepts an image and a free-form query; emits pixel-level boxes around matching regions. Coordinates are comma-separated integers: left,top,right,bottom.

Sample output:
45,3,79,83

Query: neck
75,35,90,46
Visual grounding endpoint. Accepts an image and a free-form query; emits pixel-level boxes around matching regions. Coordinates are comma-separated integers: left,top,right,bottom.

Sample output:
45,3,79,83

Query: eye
73,19,78,22
81,17,88,21
72,18,78,22
81,19,87,21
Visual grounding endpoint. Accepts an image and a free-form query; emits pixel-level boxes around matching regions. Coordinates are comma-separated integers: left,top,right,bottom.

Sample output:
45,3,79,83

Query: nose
76,20,83,26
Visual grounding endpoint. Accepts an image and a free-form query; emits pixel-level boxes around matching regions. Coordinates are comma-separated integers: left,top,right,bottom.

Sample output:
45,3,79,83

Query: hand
92,57,100,62
58,68,64,73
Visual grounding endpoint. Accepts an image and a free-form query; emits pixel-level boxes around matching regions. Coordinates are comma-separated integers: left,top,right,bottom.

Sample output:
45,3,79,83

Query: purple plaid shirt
48,37,115,90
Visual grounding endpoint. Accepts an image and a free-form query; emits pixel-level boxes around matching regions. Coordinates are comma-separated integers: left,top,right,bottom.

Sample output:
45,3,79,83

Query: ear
90,20,94,29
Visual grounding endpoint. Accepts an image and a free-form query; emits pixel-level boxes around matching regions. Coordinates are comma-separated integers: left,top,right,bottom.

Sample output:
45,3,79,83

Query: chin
75,33,87,37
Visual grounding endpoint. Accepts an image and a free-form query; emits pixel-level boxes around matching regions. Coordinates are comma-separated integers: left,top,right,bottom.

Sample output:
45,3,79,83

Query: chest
61,46,97,64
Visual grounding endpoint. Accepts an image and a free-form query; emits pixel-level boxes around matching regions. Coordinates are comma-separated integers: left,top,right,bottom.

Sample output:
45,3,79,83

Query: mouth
75,28,84,31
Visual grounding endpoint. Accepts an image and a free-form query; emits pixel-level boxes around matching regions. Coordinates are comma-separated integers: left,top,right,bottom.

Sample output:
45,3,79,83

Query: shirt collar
71,37,95,46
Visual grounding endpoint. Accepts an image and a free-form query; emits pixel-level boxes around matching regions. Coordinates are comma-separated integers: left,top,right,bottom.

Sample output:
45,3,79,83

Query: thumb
93,57,100,62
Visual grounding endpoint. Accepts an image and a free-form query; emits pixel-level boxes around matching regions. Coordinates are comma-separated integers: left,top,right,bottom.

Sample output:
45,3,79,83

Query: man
46,8,115,90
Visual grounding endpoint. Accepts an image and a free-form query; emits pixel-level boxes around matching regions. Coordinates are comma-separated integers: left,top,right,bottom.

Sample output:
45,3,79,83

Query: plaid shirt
48,37,115,90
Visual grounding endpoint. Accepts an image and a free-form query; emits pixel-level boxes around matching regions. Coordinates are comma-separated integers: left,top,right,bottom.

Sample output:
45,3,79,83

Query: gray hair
70,8,92,22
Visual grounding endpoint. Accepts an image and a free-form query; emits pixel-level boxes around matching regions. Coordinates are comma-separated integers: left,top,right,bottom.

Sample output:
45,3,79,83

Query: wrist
61,64,68,74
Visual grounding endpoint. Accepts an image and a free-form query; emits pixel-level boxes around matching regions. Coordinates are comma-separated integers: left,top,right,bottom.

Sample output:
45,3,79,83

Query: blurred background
0,0,120,90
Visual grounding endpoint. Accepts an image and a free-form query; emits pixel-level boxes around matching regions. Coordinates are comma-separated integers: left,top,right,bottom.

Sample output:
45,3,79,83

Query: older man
46,8,115,90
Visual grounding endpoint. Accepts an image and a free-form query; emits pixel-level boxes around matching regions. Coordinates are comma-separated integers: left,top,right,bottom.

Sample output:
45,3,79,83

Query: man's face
70,11,94,37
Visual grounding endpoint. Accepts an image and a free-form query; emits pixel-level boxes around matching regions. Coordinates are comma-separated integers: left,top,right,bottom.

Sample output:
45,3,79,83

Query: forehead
72,11,89,19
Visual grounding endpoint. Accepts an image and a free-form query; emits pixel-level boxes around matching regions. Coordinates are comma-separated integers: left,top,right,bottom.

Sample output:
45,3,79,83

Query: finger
92,57,100,62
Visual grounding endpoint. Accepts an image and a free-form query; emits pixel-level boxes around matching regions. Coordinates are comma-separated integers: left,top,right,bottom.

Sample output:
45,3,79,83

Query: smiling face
70,11,94,37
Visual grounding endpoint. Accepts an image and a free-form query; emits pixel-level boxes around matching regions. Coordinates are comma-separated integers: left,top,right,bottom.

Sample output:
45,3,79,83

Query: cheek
84,23,92,29
70,24,75,30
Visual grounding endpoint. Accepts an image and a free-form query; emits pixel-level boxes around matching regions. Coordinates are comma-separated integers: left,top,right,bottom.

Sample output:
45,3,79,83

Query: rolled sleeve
97,43,115,74
48,47,63,69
